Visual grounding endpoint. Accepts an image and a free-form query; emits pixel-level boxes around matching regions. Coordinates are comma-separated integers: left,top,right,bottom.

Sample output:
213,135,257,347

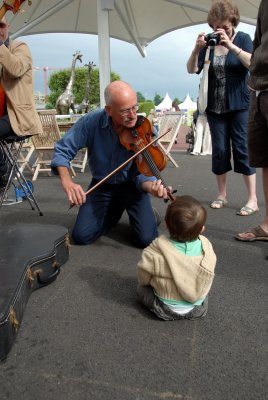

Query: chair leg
0,139,43,215
158,142,179,168
81,148,88,173
70,163,76,177
32,161,41,181
14,166,43,216
0,142,16,208
164,151,179,167
18,144,35,174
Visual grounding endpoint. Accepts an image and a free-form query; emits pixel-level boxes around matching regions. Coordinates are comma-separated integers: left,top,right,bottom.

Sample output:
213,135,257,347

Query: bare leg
238,173,259,215
261,167,268,230
210,173,227,209
237,168,268,239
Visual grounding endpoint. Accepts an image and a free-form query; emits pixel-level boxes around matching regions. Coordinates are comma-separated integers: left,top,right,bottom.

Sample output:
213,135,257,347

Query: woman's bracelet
236,48,242,56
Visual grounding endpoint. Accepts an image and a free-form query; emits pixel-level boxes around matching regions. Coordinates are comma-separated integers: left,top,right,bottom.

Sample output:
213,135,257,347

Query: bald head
104,80,138,130
104,81,137,106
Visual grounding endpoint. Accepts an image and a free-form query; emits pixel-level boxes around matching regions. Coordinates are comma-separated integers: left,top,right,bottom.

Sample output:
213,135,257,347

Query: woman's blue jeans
207,110,255,176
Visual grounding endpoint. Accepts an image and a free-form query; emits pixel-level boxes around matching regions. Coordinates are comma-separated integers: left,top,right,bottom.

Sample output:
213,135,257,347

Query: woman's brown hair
207,0,240,28
165,195,207,242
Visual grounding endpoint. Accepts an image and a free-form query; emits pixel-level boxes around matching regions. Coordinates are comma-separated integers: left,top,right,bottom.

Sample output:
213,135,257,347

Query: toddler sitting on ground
137,195,217,320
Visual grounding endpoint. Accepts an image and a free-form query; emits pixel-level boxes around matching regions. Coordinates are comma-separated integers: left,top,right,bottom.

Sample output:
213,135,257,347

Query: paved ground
0,151,267,400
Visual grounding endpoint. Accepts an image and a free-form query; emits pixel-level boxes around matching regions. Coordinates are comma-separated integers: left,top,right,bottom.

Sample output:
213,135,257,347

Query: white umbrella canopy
9,0,260,44
7,0,260,106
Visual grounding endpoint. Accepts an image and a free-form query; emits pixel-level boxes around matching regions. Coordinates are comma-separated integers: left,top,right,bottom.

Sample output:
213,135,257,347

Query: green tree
153,93,163,106
137,91,145,102
47,68,120,109
138,101,155,116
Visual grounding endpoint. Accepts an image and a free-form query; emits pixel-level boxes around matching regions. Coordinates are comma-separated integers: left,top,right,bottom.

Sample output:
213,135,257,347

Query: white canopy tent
155,93,173,111
179,94,197,111
9,0,260,106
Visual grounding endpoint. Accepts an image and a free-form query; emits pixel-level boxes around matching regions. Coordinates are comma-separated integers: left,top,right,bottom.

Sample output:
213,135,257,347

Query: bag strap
204,46,211,64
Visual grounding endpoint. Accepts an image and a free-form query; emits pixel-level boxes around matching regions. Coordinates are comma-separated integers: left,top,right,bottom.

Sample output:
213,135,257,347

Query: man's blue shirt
51,109,156,189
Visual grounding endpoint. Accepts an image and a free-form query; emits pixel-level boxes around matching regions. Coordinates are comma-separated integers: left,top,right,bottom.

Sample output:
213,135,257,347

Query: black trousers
0,114,15,170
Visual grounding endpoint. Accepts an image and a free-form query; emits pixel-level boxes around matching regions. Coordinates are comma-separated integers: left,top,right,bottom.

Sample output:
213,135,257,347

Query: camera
204,32,221,46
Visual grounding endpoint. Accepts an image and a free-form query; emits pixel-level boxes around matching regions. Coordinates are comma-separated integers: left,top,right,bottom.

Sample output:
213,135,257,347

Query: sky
20,22,256,103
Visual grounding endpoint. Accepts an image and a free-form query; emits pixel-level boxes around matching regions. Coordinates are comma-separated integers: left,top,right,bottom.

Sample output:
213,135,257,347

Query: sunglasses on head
0,22,7,28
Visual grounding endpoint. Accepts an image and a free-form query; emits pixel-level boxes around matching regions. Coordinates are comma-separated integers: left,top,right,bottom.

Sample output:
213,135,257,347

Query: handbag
198,47,211,114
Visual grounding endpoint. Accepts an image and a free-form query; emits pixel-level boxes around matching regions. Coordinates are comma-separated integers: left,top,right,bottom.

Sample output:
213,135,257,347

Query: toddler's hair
165,195,207,242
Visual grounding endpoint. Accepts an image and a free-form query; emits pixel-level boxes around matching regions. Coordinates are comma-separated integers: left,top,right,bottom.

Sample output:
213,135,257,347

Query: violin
118,116,167,176
69,116,176,210
69,120,175,209
118,116,176,201
0,1,30,19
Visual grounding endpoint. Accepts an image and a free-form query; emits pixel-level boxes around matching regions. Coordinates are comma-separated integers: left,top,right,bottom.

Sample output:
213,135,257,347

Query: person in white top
191,108,212,156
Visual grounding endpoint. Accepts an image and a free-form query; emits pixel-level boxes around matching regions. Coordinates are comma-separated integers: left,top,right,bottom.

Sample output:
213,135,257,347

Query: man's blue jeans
72,180,158,248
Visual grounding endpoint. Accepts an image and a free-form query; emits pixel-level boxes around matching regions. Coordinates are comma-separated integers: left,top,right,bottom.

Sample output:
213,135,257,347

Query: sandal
236,225,268,242
236,206,259,216
210,198,227,209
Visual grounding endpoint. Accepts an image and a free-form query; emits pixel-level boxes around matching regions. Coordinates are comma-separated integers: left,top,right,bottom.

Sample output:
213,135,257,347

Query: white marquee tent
8,0,260,106
155,93,173,111
179,94,197,111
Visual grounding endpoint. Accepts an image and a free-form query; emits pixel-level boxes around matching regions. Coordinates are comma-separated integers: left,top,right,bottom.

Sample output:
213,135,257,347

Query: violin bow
69,127,172,210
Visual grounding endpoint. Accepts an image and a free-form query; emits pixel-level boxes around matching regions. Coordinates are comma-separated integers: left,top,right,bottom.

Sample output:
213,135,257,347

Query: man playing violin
0,15,42,198
51,80,171,248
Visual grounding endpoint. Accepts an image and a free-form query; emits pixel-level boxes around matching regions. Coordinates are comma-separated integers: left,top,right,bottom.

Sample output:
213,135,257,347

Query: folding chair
157,112,183,168
71,148,88,173
17,137,35,175
0,135,43,215
33,109,76,181
57,114,87,173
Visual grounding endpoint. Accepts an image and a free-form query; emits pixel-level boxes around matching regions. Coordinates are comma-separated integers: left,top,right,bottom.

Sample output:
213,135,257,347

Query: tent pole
97,0,114,108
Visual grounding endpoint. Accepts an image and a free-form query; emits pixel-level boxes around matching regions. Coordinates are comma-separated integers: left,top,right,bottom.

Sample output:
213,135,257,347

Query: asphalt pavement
0,151,267,400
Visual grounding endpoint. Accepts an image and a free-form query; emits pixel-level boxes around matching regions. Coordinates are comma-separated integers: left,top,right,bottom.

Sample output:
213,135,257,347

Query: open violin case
0,223,70,361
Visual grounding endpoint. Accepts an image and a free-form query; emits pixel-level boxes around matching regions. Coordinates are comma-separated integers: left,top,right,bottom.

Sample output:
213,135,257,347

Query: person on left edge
0,16,43,197
51,80,172,248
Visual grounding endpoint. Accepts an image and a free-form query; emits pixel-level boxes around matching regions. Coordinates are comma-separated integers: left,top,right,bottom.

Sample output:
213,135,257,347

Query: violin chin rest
135,115,145,127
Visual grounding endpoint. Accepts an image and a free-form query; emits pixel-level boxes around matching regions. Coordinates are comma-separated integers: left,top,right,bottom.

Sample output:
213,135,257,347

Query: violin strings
135,140,170,192
141,147,174,201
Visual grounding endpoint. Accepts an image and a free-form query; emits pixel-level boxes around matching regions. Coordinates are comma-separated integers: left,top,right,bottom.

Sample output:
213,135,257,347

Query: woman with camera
186,0,258,216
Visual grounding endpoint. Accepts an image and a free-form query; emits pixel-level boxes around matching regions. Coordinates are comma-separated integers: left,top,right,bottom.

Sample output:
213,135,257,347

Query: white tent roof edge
10,0,258,108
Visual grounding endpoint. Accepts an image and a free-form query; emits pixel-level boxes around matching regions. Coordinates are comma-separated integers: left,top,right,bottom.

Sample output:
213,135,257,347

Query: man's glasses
0,23,7,28
118,104,139,116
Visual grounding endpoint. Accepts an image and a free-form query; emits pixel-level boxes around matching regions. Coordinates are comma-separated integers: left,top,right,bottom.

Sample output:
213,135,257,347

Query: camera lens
205,33,220,46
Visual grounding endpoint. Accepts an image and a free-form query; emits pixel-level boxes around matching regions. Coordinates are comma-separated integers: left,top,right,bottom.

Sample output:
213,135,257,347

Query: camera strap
204,46,211,64
198,47,211,114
